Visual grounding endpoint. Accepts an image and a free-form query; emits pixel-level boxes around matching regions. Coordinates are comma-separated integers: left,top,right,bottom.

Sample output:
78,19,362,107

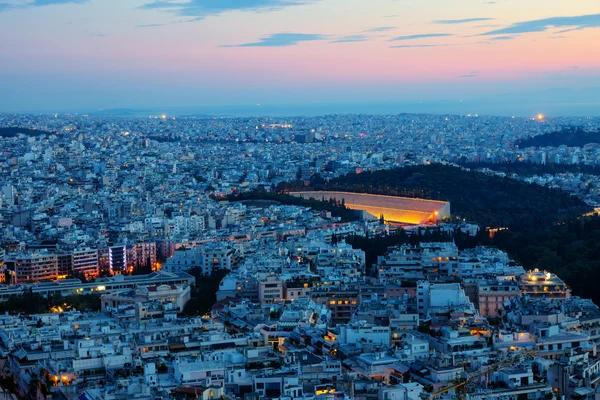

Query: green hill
279,164,590,231
516,127,600,148
254,164,600,302
460,161,600,177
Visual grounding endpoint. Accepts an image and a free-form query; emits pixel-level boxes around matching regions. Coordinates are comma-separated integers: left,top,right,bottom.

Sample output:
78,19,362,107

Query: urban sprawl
0,113,600,400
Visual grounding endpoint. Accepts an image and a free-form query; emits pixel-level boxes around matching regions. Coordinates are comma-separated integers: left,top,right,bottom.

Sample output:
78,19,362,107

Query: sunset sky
1,0,599,115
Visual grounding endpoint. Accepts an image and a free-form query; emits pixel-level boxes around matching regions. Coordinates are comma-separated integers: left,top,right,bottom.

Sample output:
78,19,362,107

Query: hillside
279,164,590,231
254,164,600,302
516,127,600,148
461,161,600,177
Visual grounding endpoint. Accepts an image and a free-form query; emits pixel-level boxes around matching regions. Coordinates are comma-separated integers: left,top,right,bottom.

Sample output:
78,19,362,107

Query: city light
1,1,598,393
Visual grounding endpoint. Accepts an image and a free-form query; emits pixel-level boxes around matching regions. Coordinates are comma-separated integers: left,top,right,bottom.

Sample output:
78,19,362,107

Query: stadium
290,191,450,225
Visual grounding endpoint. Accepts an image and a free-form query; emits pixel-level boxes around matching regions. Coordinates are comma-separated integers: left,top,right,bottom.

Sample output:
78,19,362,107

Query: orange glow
537,114,544,120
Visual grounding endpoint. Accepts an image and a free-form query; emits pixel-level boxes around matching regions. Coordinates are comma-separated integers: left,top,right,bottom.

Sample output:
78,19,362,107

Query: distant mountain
89,108,149,116
517,127,600,148
88,108,214,118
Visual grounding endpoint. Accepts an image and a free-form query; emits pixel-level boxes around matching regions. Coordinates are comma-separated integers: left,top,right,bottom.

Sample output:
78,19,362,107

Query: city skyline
1,0,599,115
2,2,600,395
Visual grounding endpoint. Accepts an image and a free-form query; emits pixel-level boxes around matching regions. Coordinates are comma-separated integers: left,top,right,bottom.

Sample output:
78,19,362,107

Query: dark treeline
279,164,590,232
0,290,101,315
461,161,600,177
516,126,600,148
224,188,360,222
0,127,53,138
183,269,230,316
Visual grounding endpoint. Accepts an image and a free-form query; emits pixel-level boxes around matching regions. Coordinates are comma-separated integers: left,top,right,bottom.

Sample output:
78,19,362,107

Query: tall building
1,184,16,206
476,279,521,318
72,248,99,279
0,248,5,283
57,253,73,279
5,251,58,283
311,287,360,324
127,242,157,273
109,245,127,274
519,269,571,299
258,277,284,304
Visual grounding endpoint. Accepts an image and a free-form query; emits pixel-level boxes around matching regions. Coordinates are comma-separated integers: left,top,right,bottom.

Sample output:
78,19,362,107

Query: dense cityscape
0,112,599,399
2,0,600,398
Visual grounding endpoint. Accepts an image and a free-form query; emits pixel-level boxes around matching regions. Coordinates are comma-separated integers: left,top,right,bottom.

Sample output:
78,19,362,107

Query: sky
0,0,599,116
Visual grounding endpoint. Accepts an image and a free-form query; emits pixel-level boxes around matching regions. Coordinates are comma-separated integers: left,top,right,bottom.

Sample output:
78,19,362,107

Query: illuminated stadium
290,191,450,225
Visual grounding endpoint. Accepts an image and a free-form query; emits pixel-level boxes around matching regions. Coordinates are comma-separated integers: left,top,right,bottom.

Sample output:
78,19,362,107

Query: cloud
0,0,87,10
556,28,579,34
363,26,395,32
434,18,493,24
140,0,318,18
481,13,600,35
389,33,452,41
136,23,166,28
331,34,370,43
490,35,517,41
31,0,87,5
390,44,453,48
458,72,479,78
221,32,326,47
